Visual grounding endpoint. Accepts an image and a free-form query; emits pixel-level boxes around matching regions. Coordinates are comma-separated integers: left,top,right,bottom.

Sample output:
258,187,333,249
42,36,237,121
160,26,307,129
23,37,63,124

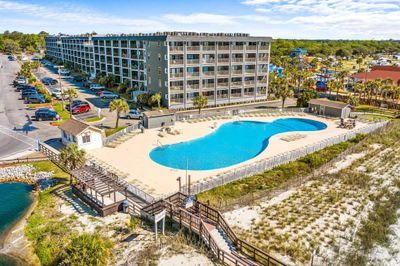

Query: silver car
127,110,143,119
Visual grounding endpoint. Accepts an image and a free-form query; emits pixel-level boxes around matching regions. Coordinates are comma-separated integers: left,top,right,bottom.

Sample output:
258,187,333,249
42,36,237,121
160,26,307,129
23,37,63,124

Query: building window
82,133,91,144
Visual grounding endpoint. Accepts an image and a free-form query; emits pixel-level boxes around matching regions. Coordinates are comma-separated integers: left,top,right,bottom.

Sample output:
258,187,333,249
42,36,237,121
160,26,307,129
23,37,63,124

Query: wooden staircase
142,193,285,266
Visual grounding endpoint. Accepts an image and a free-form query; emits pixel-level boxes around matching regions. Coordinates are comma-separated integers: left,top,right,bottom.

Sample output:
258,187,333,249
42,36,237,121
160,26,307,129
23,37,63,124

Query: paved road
0,54,59,159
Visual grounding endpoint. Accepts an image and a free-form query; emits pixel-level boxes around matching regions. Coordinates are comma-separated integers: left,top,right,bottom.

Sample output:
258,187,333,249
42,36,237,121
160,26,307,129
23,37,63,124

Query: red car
72,103,91,114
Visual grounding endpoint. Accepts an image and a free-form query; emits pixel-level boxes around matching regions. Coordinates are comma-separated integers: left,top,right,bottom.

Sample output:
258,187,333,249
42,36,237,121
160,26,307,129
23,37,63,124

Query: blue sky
0,0,399,39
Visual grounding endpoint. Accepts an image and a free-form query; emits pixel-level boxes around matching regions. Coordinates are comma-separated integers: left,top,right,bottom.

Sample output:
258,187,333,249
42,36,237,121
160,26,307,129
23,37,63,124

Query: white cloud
163,13,237,25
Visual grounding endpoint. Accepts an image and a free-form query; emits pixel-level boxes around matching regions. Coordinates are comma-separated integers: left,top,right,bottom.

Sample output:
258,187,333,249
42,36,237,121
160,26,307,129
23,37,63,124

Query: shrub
62,233,114,266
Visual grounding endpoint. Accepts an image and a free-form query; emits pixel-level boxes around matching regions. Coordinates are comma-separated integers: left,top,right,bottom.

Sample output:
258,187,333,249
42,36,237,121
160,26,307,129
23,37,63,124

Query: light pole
176,176,181,193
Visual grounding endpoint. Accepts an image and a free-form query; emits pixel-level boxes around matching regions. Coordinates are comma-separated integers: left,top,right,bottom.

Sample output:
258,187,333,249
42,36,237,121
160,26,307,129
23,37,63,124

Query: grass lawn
30,161,70,181
354,104,399,117
27,103,52,109
105,126,127,137
84,116,104,123
53,102,71,121
197,134,366,208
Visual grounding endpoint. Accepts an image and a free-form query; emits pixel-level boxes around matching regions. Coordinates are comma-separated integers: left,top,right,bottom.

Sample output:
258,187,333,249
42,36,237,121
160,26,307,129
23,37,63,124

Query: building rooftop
59,118,101,135
351,66,400,85
143,109,175,118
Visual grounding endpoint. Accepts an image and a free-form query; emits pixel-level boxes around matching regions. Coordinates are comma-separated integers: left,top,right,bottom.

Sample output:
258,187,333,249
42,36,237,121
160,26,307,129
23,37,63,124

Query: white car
127,109,143,119
58,69,71,76
51,88,63,99
90,84,106,91
100,91,119,99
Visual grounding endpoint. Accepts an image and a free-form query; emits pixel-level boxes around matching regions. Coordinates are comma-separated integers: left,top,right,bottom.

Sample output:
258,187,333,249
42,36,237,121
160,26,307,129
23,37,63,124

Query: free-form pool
150,118,327,170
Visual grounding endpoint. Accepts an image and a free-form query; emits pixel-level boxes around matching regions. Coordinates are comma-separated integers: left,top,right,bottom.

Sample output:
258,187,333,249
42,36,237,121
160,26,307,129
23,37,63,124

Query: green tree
62,233,113,266
99,74,116,89
193,95,208,114
60,143,86,183
297,90,317,107
63,87,78,118
348,95,359,107
109,98,129,128
150,93,162,109
275,78,294,109
137,93,149,108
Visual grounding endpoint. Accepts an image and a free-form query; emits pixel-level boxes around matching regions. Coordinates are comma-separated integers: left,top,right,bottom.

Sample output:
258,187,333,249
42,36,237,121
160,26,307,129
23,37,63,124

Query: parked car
72,75,85,82
15,84,33,92
51,88,63,99
34,108,59,121
89,84,105,91
100,91,119,99
14,76,26,86
41,77,57,85
58,69,71,76
26,94,45,104
72,103,91,114
96,90,105,96
83,81,93,88
65,100,86,111
21,90,39,99
127,109,143,119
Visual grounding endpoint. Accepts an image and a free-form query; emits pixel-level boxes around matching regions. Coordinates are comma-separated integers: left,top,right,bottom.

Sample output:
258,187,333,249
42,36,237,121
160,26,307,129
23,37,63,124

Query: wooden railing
142,192,285,266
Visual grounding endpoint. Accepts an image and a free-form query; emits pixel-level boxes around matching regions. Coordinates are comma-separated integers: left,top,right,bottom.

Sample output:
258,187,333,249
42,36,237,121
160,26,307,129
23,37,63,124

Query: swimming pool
150,118,327,170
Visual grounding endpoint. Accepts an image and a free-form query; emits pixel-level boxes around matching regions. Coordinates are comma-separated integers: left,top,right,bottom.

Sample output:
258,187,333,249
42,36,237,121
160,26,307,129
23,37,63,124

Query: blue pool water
150,118,327,170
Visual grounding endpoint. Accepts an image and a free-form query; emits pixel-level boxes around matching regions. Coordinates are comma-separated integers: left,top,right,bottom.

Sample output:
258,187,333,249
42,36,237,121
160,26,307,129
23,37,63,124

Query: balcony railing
259,46,269,51
232,45,244,50
202,71,215,76
231,70,243,75
187,46,200,51
231,92,242,97
170,86,184,91
187,59,200,64
170,46,184,52
258,57,268,62
187,72,200,77
202,58,215,64
218,45,230,50
202,83,215,88
232,58,243,63
186,84,200,90
203,46,215,51
244,80,255,85
170,73,184,78
218,58,230,63
231,81,242,86
245,58,257,62
245,69,256,74
217,70,229,75
217,82,229,87
171,60,184,65
258,69,268,74
246,45,257,51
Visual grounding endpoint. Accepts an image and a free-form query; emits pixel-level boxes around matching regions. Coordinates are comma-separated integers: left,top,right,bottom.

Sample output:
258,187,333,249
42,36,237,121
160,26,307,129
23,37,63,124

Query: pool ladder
157,140,163,147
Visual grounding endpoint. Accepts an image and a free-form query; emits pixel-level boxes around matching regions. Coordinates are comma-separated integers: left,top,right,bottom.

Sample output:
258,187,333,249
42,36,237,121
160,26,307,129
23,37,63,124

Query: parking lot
34,62,139,128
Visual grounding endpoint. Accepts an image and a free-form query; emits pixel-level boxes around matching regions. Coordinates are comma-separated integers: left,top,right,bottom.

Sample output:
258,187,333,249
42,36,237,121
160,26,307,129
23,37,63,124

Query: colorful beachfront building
45,32,272,109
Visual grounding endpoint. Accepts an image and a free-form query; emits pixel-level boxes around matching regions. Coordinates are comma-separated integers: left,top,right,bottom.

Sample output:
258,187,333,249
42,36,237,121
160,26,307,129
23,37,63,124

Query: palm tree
99,74,116,89
60,143,86,183
109,98,129,128
193,95,208,114
63,87,78,117
275,76,294,109
150,93,161,109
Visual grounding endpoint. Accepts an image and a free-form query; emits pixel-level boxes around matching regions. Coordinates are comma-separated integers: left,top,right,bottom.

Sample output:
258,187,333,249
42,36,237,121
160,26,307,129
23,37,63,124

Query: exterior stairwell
210,227,234,253
106,131,139,148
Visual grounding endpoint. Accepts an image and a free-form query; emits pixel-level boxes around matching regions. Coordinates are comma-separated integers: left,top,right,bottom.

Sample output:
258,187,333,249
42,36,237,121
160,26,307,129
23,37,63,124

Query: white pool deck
88,114,367,197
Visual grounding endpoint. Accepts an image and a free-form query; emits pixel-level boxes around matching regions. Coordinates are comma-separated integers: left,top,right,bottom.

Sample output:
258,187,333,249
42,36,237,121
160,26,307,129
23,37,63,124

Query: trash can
122,199,129,213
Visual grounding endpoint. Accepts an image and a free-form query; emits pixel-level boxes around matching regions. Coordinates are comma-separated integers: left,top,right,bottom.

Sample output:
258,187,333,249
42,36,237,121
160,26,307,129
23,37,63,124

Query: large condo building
45,32,272,109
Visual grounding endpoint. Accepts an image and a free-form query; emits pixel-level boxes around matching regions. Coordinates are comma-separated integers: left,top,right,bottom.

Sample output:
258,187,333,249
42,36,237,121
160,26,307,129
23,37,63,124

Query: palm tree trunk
116,112,119,128
198,107,201,114
282,97,286,109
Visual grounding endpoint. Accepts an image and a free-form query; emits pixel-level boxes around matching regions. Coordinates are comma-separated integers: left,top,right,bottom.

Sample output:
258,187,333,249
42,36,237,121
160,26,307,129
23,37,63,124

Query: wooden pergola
71,166,128,215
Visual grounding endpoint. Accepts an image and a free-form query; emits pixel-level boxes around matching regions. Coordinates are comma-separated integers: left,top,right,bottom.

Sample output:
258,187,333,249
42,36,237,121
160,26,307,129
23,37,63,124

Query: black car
65,100,85,111
72,75,85,82
20,85,37,92
41,77,58,85
34,108,59,121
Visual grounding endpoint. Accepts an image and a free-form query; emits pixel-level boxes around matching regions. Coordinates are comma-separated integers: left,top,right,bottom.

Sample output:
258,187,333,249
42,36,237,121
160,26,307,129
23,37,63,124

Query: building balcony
232,45,244,51
245,69,256,75
170,73,184,79
231,58,243,63
259,45,269,51
217,82,229,88
244,80,255,86
187,46,201,51
187,72,200,78
258,57,268,62
202,58,215,64
246,45,257,51
231,81,243,86
218,45,230,51
258,69,268,74
231,70,243,75
217,58,230,64
186,84,200,90
202,71,215,76
171,59,184,65
202,83,215,89
245,58,257,63
170,46,184,52
202,46,215,51
186,59,200,64
217,70,229,75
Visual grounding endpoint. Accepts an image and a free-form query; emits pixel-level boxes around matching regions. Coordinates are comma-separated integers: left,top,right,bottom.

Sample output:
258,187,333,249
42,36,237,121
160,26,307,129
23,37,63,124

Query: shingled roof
309,99,350,109
59,118,100,135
